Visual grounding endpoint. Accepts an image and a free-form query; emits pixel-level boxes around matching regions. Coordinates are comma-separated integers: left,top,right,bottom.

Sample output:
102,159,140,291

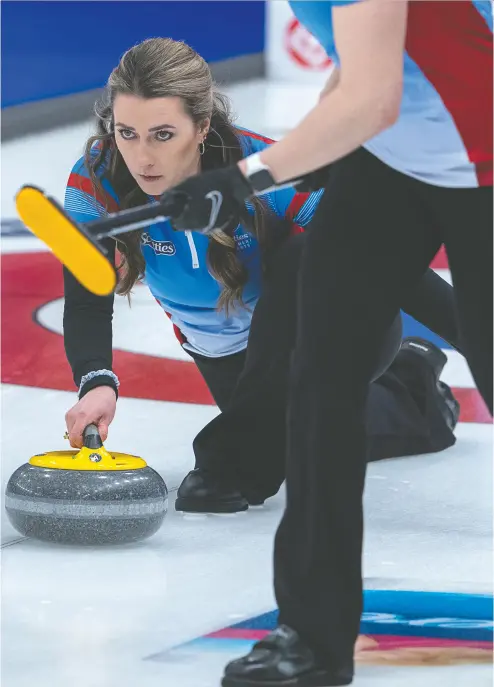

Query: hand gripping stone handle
83,424,103,450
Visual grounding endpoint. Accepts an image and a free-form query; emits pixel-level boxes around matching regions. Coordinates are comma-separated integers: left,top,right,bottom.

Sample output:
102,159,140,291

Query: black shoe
221,626,353,687
437,381,460,431
399,337,448,382
175,469,249,513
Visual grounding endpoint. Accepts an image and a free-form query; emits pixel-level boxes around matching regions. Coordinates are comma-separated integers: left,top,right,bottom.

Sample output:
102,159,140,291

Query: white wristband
78,369,120,398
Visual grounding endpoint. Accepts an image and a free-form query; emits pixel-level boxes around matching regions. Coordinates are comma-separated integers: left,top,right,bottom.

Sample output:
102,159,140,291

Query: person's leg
366,338,459,462
367,268,462,461
177,234,306,512
190,349,247,412
429,184,493,414
175,350,251,514
401,268,461,353
180,223,403,514
268,148,443,679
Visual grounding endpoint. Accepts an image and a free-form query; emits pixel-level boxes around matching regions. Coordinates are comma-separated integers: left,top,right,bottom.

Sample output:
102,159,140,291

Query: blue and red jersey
65,128,323,357
289,0,493,187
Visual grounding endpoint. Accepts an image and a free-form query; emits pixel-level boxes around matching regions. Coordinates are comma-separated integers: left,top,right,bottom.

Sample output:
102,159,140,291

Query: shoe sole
175,497,249,514
246,499,265,507
221,670,352,686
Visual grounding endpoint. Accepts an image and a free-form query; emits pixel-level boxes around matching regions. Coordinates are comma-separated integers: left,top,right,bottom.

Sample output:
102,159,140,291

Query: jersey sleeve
63,157,119,398
235,128,325,231
270,185,325,232
65,155,120,222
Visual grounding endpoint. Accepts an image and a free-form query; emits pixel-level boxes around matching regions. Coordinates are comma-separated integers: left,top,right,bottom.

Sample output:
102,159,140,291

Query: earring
199,140,206,155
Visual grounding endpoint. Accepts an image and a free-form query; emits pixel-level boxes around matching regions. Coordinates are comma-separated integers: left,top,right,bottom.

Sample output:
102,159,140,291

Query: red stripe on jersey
157,300,187,345
431,245,448,269
286,192,311,222
405,2,493,185
67,173,120,214
235,128,275,146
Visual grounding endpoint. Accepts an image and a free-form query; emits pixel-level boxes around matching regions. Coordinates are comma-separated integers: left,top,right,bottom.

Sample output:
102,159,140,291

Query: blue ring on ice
144,590,493,661
227,590,494,642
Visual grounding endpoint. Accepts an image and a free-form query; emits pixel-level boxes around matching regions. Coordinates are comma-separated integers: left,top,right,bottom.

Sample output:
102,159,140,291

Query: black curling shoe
175,469,255,513
399,337,460,430
437,380,460,431
399,337,448,382
221,626,353,687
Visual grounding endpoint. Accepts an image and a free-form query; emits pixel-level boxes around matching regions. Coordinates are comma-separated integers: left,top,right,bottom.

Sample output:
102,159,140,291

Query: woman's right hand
65,386,117,448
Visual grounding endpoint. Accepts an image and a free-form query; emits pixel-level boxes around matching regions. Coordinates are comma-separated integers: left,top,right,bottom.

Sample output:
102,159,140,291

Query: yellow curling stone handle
29,448,147,471
30,424,147,471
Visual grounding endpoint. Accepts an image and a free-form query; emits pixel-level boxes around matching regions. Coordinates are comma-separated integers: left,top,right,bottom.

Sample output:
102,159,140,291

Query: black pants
273,149,492,669
190,230,460,498
193,341,456,465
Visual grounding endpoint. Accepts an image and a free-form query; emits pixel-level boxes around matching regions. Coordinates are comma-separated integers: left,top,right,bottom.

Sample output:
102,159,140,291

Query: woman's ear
201,117,211,138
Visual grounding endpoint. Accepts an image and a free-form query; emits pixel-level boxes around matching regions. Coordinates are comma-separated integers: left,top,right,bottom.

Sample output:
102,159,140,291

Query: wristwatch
243,153,277,194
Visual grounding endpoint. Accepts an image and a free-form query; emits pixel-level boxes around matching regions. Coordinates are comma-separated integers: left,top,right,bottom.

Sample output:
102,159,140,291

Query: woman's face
113,94,209,196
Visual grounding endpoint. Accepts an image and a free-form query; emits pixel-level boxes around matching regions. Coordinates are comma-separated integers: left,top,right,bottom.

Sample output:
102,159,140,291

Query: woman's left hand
161,165,254,235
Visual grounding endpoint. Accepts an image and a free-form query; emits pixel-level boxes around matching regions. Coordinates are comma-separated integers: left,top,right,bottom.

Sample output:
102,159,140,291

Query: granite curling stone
5,424,168,545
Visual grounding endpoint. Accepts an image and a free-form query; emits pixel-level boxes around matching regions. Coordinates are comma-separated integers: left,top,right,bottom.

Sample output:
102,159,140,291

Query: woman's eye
118,129,135,140
156,130,172,142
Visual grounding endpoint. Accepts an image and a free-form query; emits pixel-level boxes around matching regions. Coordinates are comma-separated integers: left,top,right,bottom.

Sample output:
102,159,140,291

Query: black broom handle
84,195,186,240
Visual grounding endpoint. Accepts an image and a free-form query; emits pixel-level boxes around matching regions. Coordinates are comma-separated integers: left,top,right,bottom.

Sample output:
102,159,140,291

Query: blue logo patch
141,232,176,256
